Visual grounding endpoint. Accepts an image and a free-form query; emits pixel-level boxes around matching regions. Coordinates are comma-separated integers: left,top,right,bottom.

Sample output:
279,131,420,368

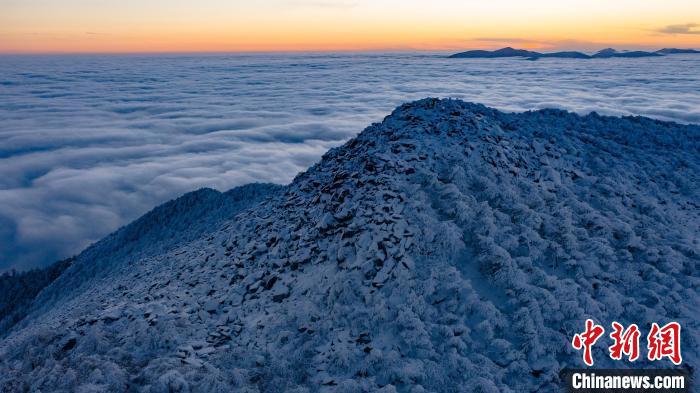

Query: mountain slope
0,99,698,392
0,257,73,335
2,183,282,335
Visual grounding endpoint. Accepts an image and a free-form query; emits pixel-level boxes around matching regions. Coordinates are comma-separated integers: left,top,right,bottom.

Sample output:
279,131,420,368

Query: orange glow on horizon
1,1,699,54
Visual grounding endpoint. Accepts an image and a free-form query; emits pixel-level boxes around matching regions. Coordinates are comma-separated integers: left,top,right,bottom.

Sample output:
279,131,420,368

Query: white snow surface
0,98,699,392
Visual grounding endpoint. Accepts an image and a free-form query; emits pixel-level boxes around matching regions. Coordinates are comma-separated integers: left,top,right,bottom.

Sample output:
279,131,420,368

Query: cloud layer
1,52,700,271
658,23,700,35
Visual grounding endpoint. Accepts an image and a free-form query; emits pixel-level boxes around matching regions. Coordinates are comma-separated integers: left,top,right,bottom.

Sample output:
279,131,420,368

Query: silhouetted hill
656,48,700,55
450,46,699,60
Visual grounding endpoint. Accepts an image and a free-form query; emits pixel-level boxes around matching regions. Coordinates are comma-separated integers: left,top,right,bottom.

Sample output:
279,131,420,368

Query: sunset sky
1,0,700,53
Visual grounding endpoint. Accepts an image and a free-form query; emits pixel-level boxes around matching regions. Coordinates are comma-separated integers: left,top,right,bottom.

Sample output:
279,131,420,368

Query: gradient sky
1,0,700,53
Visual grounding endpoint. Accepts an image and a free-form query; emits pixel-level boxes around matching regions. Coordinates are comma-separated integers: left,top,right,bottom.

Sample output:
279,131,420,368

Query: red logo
572,319,605,366
609,322,640,362
572,320,682,366
647,322,682,365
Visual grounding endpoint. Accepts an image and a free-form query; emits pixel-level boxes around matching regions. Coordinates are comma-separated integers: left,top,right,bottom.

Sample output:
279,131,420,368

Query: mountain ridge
1,99,698,392
449,46,700,59
1,183,282,336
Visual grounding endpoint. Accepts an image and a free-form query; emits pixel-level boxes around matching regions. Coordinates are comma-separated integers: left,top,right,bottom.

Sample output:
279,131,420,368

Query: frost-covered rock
0,98,698,392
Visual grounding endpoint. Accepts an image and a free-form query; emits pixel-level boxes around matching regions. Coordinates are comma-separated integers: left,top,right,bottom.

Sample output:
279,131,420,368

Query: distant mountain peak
450,46,696,59
590,48,619,58
656,47,700,54
594,47,617,55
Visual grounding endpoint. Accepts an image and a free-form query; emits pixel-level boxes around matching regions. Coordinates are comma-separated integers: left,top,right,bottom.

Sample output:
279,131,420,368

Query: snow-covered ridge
5,183,282,334
1,98,698,392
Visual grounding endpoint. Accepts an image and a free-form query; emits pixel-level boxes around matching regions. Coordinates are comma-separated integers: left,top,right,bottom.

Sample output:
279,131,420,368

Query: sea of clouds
1,52,699,272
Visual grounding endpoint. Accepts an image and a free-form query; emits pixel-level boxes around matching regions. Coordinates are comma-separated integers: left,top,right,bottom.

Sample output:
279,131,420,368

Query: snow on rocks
0,98,698,392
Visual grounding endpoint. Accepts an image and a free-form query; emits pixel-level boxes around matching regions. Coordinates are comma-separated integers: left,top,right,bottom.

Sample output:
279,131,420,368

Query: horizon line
1,45,698,56
0,48,442,56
